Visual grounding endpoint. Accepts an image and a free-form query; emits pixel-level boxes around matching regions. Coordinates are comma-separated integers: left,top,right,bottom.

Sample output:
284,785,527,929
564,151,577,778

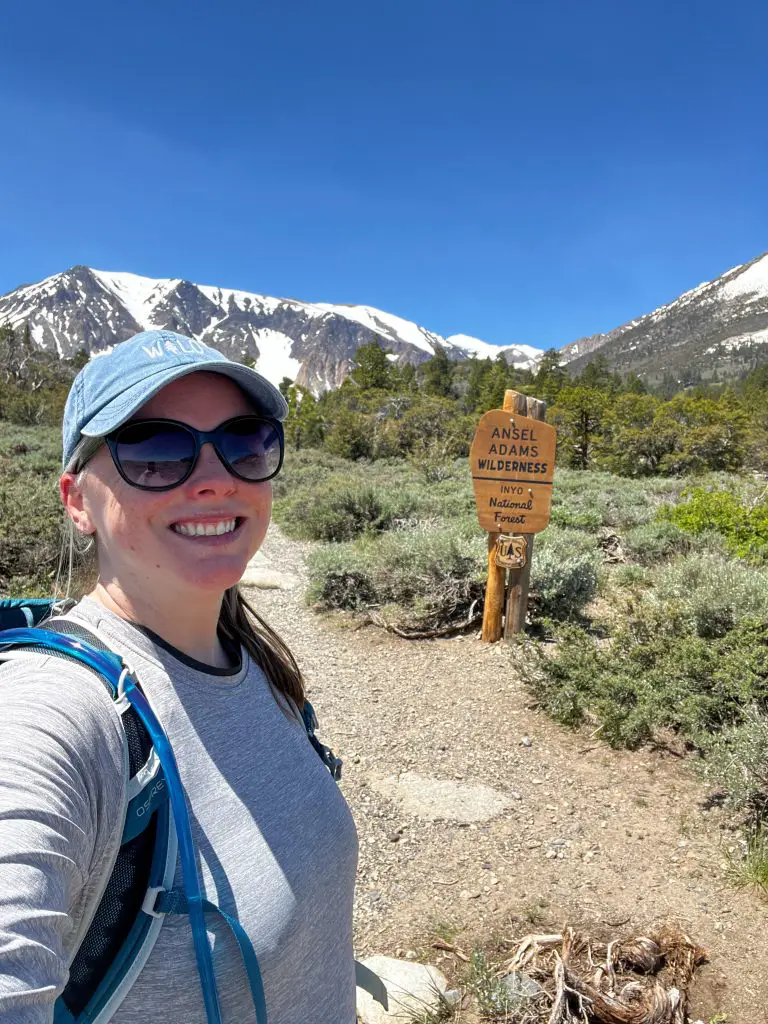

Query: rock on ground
356,956,449,1024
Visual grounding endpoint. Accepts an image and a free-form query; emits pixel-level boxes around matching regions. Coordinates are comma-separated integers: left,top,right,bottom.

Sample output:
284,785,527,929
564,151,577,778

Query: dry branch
365,608,482,639
498,922,707,1024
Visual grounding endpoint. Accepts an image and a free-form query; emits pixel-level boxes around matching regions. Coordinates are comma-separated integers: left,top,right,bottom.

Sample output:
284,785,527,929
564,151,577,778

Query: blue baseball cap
62,330,289,468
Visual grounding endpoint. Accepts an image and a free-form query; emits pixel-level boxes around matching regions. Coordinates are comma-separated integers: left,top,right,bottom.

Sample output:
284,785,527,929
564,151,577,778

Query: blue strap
155,889,268,1024
121,681,222,1023
0,629,223,1024
52,1000,77,1024
0,628,124,694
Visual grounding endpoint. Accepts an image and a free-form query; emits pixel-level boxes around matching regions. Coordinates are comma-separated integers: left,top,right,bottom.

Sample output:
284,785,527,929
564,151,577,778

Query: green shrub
0,424,63,595
466,950,521,1017
550,503,602,530
524,615,768,749
271,448,358,501
304,544,379,610
537,525,601,558
647,554,768,639
661,487,768,563
552,469,686,530
726,825,768,894
611,564,651,589
0,383,69,427
531,549,601,621
623,520,692,565
701,707,768,816
531,528,602,621
273,453,477,539
282,484,403,542
323,409,373,460
307,522,486,631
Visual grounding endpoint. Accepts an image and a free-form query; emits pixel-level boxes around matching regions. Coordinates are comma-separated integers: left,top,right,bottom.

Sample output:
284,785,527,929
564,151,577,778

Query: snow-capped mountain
0,266,542,392
561,252,768,385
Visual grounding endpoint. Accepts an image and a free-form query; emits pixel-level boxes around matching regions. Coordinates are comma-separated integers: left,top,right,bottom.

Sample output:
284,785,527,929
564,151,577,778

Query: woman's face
61,371,274,598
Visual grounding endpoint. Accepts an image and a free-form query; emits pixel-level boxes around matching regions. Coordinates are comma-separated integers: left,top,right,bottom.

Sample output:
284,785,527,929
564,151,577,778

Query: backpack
0,598,385,1023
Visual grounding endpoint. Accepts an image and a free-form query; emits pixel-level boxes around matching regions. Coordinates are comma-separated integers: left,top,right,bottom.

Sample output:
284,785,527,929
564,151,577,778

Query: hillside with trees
279,339,768,476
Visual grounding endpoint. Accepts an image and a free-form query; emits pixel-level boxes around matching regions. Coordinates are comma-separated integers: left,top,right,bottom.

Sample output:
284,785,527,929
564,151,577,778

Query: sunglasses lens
114,423,195,488
219,419,283,480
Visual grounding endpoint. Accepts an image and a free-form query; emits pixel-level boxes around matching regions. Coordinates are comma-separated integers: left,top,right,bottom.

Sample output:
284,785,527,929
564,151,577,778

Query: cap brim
81,360,289,438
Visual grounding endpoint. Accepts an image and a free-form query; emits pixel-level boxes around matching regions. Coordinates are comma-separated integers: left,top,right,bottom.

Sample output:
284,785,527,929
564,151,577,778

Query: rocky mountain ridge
0,266,542,392
562,252,768,385
5,253,768,391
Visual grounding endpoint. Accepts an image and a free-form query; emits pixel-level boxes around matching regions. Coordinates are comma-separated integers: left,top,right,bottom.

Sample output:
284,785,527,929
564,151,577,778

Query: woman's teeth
172,519,238,537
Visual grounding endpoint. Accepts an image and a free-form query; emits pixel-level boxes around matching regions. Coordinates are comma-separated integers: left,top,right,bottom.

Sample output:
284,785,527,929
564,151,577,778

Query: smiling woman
0,331,360,1024
62,371,280,630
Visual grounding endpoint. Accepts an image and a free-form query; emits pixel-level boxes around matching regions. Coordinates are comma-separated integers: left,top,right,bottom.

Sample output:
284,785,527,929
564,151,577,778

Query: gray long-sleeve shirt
0,597,358,1023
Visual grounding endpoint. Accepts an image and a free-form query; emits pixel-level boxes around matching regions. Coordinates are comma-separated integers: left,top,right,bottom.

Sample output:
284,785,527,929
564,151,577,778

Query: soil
246,525,768,1023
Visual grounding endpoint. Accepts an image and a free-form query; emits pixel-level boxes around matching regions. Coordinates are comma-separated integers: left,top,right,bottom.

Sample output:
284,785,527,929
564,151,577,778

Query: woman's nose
186,442,236,494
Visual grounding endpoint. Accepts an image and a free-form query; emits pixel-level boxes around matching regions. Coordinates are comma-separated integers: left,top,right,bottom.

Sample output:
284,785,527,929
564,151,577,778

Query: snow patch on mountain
445,333,502,358
197,284,283,317
705,325,768,354
314,303,440,354
91,269,179,326
250,330,301,384
719,253,768,303
447,334,542,368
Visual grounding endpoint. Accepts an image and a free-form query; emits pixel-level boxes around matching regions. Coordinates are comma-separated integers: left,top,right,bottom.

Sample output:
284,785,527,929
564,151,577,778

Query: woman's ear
60,472,95,535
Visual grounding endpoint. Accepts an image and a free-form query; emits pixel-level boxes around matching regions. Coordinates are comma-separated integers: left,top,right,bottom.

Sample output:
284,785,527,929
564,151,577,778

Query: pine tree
534,349,568,405
348,341,392,391
623,372,647,395
421,343,454,398
395,362,418,393
577,353,621,394
464,356,491,412
477,355,510,411
548,386,610,469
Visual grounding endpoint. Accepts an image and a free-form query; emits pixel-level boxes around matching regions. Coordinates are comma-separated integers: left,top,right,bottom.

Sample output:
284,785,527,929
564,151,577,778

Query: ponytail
218,586,305,718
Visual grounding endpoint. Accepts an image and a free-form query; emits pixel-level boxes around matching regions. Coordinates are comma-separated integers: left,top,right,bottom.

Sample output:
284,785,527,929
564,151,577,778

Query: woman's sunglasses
105,416,284,491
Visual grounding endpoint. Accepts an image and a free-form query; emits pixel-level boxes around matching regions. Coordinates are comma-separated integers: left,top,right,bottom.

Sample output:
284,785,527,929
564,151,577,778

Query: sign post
470,390,556,641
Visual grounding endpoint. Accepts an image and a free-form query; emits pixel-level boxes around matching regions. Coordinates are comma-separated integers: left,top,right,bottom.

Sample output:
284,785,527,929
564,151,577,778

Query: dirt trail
246,525,768,1023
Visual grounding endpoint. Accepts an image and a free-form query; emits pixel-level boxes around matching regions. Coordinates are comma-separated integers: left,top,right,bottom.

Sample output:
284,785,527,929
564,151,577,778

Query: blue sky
1,0,766,349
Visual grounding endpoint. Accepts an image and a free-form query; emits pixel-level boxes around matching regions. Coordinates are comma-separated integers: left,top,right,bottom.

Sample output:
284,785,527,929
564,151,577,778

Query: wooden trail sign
472,391,556,642
470,408,556,534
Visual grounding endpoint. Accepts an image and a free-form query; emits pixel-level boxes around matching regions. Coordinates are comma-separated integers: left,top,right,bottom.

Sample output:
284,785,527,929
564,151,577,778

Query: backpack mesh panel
63,815,158,1015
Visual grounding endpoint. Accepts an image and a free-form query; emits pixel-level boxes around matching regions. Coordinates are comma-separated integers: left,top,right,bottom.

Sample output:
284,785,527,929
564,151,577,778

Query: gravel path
245,524,768,1023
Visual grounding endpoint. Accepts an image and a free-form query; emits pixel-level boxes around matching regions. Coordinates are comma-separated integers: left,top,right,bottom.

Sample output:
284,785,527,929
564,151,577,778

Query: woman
0,330,359,1023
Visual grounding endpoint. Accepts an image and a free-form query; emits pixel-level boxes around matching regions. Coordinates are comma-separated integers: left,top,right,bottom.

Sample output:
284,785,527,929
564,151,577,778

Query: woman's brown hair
218,586,305,715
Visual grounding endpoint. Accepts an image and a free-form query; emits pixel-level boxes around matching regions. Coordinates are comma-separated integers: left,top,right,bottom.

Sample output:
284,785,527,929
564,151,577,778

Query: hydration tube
119,674,222,1024
0,629,224,1024
1,627,127,682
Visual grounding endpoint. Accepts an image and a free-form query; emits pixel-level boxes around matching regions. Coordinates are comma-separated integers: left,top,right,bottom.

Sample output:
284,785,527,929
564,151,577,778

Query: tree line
1,321,766,476
278,340,768,476
0,324,87,426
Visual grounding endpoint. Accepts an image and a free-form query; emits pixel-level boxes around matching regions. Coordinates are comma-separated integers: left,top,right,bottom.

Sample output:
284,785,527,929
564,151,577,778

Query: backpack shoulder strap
0,621,179,1023
0,598,61,628
301,699,343,781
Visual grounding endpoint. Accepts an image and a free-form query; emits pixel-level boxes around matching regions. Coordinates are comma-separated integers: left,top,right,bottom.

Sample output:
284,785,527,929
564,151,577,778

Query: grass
726,827,768,896
402,993,457,1024
431,920,465,946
